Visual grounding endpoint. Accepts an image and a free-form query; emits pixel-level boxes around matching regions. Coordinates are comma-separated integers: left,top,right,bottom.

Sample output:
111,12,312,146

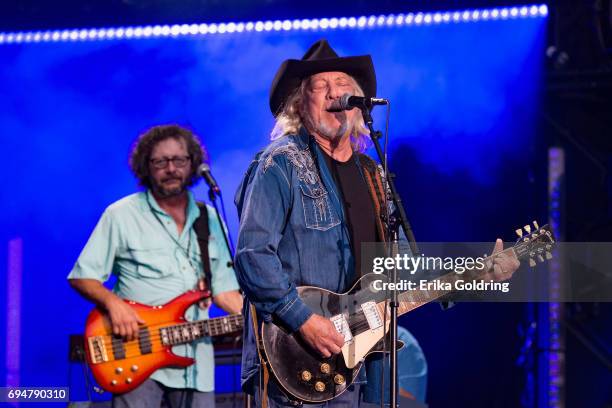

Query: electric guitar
261,222,556,403
84,290,243,394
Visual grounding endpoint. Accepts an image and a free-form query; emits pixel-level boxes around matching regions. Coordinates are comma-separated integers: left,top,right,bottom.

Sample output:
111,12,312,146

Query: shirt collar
142,189,198,219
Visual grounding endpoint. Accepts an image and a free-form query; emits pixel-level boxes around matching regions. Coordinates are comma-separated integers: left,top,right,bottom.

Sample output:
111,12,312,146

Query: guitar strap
193,202,212,290
357,153,390,243
250,303,269,408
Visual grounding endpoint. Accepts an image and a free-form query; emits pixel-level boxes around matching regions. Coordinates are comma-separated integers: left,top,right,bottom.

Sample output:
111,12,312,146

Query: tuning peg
515,228,523,238
529,258,536,267
545,251,553,260
537,255,545,263
533,220,539,230
524,225,532,234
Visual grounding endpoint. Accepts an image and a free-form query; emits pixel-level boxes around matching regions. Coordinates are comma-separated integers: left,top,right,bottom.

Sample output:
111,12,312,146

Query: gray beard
304,111,351,141
152,179,188,198
316,120,348,141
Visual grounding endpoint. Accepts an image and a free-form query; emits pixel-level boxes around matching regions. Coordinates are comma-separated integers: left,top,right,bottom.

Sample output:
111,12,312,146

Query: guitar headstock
513,221,556,267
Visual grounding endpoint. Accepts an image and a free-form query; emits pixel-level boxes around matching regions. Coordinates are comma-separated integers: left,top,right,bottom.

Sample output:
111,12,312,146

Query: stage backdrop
0,14,546,406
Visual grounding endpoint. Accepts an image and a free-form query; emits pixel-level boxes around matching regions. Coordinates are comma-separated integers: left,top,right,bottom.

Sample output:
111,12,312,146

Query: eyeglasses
149,155,191,169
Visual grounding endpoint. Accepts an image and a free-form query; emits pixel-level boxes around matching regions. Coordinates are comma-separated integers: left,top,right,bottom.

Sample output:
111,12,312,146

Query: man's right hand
103,294,145,341
298,314,345,358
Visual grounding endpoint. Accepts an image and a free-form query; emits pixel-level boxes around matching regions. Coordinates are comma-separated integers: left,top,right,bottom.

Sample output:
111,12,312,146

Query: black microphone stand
359,102,419,408
360,104,418,255
208,187,235,266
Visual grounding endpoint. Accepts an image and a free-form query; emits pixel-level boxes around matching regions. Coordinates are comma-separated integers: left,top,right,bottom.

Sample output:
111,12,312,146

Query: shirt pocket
127,246,174,278
299,182,340,231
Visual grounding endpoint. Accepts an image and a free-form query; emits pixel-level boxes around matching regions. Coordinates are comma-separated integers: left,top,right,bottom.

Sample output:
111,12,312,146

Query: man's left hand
488,238,521,281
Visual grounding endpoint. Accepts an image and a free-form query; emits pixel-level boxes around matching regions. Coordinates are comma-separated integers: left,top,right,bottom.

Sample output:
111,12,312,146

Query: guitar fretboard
159,314,243,346
395,271,469,315
393,248,516,316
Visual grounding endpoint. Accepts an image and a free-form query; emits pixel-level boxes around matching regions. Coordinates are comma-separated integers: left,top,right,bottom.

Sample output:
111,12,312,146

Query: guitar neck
394,248,514,316
160,314,243,346
203,314,244,336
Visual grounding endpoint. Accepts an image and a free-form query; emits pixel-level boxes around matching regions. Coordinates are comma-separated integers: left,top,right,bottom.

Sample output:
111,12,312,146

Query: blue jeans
252,375,362,408
111,379,215,408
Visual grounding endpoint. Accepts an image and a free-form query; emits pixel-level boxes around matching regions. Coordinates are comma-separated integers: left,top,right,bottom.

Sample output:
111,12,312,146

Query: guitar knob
320,363,331,374
334,374,345,385
301,371,312,382
131,365,139,372
126,378,132,384
115,367,123,374
110,380,117,386
314,381,326,392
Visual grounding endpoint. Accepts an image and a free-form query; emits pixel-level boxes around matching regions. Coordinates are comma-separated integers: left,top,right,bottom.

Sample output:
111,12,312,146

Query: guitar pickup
87,336,109,364
361,301,383,331
138,327,152,355
330,314,353,343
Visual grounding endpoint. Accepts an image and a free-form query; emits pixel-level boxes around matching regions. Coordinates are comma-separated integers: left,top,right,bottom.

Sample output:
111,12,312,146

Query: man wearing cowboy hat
234,39,519,406
232,38,392,407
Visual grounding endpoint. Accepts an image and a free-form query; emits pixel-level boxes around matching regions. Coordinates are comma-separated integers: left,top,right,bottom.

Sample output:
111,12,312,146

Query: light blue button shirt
69,190,239,392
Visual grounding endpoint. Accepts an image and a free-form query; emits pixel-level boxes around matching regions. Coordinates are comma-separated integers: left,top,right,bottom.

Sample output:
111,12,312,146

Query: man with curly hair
69,124,242,407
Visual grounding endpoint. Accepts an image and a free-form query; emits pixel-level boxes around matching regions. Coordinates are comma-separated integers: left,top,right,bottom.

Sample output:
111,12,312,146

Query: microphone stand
360,104,418,255
359,102,418,408
208,188,235,266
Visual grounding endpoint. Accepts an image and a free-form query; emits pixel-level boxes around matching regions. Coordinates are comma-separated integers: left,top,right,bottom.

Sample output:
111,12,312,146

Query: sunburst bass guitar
84,290,243,394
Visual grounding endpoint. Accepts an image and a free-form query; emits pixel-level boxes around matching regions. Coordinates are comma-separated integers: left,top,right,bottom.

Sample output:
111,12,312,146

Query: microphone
197,163,221,194
337,93,388,111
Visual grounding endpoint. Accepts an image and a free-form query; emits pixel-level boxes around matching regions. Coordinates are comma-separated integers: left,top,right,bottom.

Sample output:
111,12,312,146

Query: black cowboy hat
269,39,377,116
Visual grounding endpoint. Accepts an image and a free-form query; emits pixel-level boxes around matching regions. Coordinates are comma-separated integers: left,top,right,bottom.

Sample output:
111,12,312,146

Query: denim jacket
234,127,399,402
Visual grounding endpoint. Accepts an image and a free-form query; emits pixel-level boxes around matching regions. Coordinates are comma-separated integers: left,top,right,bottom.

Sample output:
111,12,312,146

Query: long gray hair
270,75,371,153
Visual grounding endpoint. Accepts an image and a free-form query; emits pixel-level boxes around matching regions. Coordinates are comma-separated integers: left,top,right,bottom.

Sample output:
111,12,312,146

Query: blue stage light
0,5,548,43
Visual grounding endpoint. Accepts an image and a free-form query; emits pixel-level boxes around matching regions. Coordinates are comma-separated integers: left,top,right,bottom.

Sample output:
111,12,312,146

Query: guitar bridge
88,336,109,364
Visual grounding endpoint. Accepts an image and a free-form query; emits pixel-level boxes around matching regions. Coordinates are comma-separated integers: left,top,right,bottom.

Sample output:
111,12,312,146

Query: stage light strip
547,147,565,407
0,4,547,44
6,238,23,389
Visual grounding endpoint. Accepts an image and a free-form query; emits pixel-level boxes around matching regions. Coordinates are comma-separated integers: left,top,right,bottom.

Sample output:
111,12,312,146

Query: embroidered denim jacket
234,127,400,401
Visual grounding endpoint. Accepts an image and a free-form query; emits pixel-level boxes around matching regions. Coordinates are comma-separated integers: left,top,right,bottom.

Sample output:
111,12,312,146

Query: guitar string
94,245,537,360
99,282,451,360
99,326,240,360
94,303,431,363
106,274,449,358
96,315,243,350
344,250,512,334
92,315,243,358
96,285,464,362
94,323,242,361
97,319,242,357
99,305,381,361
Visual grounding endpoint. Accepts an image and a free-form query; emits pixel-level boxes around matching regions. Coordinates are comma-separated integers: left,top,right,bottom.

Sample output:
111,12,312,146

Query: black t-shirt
322,152,377,281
